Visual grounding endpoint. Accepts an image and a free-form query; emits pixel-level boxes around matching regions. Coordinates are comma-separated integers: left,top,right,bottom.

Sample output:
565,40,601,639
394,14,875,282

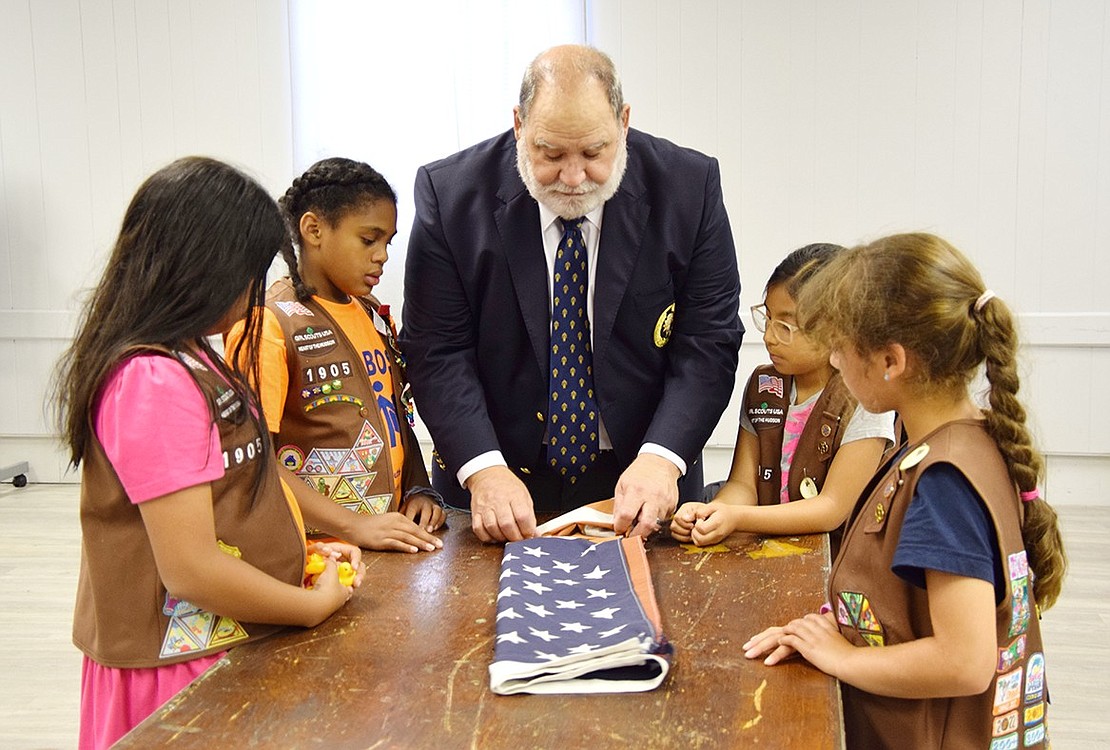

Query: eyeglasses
750,304,799,345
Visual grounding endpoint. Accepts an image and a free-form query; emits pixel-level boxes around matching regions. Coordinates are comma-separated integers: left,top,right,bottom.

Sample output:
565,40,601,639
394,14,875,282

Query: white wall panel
0,0,48,313
811,2,864,251
0,0,293,480
1037,0,1103,312
31,1,97,309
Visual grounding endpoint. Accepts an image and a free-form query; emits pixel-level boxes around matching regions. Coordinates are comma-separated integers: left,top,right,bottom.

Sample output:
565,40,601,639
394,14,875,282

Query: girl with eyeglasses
671,243,895,548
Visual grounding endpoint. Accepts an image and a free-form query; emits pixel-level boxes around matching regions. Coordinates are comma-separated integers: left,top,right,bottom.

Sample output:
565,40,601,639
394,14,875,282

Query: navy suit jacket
400,128,743,503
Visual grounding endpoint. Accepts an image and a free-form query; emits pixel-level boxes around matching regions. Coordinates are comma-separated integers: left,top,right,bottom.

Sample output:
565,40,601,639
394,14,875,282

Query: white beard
515,134,628,220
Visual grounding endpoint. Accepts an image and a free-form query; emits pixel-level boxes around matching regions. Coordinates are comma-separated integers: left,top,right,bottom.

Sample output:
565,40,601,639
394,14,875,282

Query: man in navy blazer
401,45,742,542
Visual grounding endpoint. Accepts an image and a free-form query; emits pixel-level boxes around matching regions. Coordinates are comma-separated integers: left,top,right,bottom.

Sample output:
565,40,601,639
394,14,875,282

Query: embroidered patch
274,300,315,317
304,394,363,412
208,616,250,648
352,444,383,471
997,635,1027,673
836,598,851,627
356,420,384,449
1023,702,1044,726
159,595,248,658
346,473,380,499
1008,550,1029,580
278,444,305,472
992,711,1019,737
296,421,392,529
332,476,358,502
993,668,1023,716
837,591,884,647
214,386,242,421
988,734,1018,750
176,350,208,371
1023,723,1046,745
292,326,338,357
1008,574,1031,637
364,493,393,514
757,374,784,398
1024,652,1045,703
303,448,347,475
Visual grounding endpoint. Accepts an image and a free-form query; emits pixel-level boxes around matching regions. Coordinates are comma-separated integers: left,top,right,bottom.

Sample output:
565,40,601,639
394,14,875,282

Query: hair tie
1020,489,1040,502
974,289,996,312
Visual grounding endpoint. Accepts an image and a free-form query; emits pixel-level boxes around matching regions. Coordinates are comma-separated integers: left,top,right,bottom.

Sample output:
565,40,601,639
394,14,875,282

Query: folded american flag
489,535,672,695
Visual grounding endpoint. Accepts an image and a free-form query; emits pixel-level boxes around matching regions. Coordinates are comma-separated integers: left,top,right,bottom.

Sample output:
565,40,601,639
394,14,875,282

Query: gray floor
0,483,1105,748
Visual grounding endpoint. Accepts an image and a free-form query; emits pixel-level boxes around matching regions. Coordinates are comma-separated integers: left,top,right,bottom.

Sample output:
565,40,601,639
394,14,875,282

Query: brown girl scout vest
73,348,306,668
743,364,856,505
265,279,430,522
830,419,1048,749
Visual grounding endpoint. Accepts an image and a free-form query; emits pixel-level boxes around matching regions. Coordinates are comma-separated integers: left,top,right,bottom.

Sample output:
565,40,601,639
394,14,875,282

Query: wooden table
119,512,844,749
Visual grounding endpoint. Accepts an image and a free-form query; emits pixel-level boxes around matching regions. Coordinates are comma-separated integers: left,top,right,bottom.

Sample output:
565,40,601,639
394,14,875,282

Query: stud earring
883,372,890,382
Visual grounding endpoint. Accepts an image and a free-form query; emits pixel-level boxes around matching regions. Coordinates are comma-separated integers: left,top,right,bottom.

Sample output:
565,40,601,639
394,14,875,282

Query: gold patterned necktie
546,217,599,481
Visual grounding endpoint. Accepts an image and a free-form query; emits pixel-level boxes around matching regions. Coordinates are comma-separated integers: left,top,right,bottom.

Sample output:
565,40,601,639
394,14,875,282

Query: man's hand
466,466,536,543
612,453,681,537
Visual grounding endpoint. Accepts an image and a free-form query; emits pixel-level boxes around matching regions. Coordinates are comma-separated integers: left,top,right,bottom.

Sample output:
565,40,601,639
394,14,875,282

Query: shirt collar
539,202,605,235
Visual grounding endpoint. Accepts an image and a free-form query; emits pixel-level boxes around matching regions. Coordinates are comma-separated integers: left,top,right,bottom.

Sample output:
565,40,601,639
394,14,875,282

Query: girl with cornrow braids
228,157,446,554
744,233,1064,748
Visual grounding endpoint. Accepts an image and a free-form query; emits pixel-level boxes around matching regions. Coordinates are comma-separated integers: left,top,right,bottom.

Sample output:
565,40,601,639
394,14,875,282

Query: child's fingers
383,522,443,552
403,520,444,550
352,561,367,588
307,542,341,560
335,543,362,569
691,516,726,546
742,626,784,654
429,505,447,531
670,514,695,533
761,643,799,666
673,503,701,523
416,503,446,532
376,513,443,551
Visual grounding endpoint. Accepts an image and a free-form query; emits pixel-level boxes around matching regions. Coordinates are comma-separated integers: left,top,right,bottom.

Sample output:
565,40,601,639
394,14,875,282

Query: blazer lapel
495,180,550,377
594,165,649,360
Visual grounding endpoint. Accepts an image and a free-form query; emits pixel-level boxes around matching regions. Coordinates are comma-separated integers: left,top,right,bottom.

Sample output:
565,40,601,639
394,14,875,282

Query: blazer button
536,411,544,422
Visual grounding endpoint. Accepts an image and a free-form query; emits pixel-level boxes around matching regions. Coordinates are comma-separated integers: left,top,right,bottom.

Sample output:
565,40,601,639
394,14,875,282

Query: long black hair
55,156,287,467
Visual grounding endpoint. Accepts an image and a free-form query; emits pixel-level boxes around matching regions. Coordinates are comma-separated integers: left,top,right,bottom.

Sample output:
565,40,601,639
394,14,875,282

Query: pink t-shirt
94,353,226,502
81,353,227,749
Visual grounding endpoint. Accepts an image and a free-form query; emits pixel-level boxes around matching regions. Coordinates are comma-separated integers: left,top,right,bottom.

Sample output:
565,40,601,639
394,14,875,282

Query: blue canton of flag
757,373,784,398
489,536,672,695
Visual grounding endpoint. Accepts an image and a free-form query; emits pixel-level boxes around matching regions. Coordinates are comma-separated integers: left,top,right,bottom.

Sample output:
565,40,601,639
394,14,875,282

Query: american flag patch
274,300,315,318
489,535,672,695
758,374,784,398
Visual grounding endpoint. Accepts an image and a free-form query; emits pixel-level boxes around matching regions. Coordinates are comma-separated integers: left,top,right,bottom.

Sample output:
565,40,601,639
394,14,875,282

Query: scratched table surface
119,512,844,749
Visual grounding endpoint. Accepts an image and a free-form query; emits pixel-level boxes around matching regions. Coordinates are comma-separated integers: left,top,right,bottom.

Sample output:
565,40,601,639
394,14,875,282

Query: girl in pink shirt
54,157,365,748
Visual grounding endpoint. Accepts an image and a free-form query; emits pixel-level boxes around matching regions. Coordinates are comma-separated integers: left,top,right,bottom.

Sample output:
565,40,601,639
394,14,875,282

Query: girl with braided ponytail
227,158,445,553
743,233,1065,749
